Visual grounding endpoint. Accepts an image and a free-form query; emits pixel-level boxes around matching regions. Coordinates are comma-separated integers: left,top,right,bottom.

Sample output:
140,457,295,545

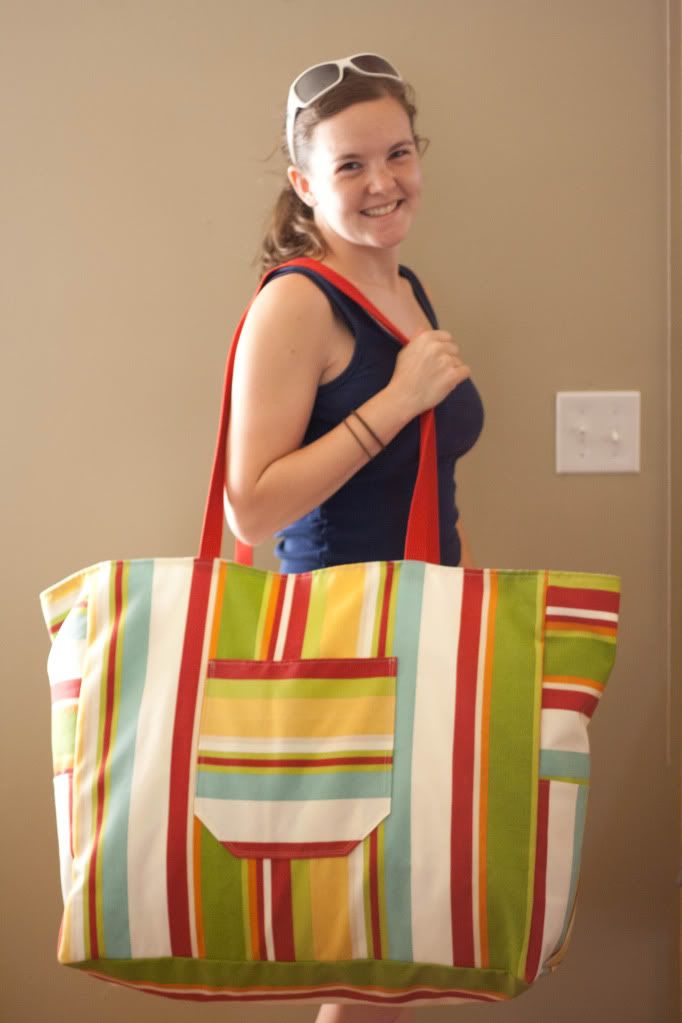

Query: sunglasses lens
350,54,400,77
294,63,341,103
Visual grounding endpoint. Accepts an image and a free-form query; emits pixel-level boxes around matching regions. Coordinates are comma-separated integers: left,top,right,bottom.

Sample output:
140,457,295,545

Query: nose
366,163,397,194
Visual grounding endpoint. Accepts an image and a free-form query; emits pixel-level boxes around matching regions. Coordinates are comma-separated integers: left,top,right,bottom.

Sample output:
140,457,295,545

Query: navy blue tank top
262,264,485,572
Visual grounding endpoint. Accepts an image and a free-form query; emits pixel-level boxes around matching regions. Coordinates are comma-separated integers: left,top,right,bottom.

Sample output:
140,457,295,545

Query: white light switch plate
556,391,640,473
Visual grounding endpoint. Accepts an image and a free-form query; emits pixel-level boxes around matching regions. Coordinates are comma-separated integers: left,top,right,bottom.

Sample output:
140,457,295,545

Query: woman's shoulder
246,265,337,329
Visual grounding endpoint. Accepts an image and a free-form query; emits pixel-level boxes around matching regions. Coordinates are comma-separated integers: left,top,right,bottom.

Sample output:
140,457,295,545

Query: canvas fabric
39,258,621,1005
41,557,619,1006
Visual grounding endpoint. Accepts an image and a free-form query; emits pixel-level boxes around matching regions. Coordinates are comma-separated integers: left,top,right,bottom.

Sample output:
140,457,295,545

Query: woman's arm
224,274,415,546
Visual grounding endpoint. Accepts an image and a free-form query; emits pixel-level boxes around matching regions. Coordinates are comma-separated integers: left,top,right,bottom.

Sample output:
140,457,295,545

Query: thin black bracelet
343,417,372,458
350,408,386,450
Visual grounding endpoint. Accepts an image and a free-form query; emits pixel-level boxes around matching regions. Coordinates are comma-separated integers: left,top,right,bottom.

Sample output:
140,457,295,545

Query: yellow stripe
201,695,396,738
318,565,367,657
310,856,353,960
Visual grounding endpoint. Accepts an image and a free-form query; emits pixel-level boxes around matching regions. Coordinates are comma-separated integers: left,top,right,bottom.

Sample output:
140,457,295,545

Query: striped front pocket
193,655,398,860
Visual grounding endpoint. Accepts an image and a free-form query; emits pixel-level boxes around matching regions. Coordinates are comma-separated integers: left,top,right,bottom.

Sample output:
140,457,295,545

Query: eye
337,149,412,173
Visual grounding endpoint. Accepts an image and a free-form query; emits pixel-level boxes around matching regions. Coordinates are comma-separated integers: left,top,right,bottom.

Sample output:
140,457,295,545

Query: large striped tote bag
39,258,621,1007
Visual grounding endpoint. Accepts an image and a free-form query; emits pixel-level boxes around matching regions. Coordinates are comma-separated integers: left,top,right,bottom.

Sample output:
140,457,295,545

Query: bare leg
314,1005,412,1023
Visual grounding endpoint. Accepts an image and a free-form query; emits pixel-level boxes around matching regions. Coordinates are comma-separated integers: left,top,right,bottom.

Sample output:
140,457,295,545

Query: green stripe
290,859,314,960
300,568,331,658
485,571,541,972
215,565,268,659
198,821,246,960
539,750,590,782
204,676,395,700
196,770,390,801
543,633,618,685
74,956,526,999
547,570,620,592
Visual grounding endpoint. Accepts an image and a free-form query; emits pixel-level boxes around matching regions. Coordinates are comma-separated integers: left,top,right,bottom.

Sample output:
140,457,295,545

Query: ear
287,165,316,207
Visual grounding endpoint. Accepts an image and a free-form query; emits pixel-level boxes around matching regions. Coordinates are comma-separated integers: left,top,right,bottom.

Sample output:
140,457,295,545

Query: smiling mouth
361,200,404,217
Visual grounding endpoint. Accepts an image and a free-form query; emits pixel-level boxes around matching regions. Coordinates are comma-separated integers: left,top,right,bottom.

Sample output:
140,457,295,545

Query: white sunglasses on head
286,52,403,164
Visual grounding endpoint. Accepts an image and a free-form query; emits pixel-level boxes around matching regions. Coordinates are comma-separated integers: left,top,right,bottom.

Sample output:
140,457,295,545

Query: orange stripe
193,816,205,957
259,574,283,659
546,621,616,637
478,569,497,967
543,673,605,692
247,859,260,959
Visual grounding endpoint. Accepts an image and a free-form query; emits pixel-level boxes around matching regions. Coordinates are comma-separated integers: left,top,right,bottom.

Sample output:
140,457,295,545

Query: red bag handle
198,256,441,566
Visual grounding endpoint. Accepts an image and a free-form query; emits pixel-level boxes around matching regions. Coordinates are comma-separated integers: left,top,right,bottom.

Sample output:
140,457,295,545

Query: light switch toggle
556,391,640,473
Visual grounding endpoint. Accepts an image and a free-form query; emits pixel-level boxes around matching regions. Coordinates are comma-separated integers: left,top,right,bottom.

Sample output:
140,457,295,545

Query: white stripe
410,563,462,965
541,709,590,754
347,841,368,958
195,796,390,843
127,561,194,957
546,606,618,622
539,781,578,973
543,682,601,695
273,575,296,660
53,774,73,907
358,562,381,655
198,734,394,754
185,560,222,958
53,697,79,711
66,562,111,962
48,637,86,684
471,569,490,968
262,859,276,961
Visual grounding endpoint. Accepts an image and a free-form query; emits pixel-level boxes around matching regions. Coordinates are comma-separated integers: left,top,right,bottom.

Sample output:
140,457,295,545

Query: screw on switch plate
555,391,640,473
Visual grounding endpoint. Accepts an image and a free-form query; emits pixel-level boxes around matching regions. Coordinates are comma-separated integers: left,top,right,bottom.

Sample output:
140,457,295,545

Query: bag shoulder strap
198,256,441,566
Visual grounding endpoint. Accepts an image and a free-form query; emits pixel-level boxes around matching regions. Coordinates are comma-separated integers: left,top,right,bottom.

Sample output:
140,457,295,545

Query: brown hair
252,71,430,280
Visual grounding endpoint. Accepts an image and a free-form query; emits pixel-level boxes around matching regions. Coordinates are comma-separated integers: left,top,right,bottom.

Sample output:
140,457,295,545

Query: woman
225,54,485,1022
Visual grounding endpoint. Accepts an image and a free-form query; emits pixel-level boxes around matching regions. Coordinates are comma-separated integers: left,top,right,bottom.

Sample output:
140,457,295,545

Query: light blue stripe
383,560,424,960
539,750,590,782
102,560,154,957
196,769,390,801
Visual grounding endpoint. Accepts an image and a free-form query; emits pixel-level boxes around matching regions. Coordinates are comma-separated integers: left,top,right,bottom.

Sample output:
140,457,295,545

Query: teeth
363,201,399,217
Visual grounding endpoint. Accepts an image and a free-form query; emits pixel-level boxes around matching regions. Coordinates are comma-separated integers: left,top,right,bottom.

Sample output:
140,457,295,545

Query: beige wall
2,1,679,1020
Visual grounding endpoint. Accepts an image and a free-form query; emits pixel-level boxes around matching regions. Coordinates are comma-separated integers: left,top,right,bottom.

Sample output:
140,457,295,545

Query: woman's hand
386,328,471,419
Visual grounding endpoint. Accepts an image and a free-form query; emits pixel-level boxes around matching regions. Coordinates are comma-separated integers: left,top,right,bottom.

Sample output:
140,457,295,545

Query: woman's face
290,95,423,251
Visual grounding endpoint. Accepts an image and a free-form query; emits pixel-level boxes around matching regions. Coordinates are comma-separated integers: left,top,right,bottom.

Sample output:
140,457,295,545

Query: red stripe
51,678,81,703
166,560,213,956
198,755,392,768
282,574,312,659
223,839,360,859
270,860,296,960
255,860,268,960
546,585,620,614
525,779,550,982
377,561,394,658
450,570,483,966
369,827,382,959
207,656,397,679
542,689,599,717
88,560,124,958
266,578,287,660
